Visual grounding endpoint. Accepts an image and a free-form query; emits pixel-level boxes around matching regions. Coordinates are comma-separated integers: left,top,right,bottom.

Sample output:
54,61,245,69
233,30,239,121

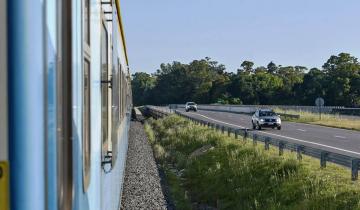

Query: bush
146,115,360,210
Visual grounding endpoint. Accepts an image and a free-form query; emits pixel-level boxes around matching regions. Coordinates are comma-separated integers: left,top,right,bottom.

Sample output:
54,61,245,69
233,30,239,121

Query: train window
83,59,91,191
57,0,74,208
101,22,109,155
119,66,123,120
113,58,120,125
83,0,92,192
122,72,125,118
84,0,90,45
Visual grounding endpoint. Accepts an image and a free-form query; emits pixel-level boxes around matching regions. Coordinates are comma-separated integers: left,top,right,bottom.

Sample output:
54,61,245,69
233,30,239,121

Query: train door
0,1,9,210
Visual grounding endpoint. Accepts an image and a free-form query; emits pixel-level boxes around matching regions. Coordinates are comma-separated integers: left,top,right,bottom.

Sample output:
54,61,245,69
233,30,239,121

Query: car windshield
259,111,276,117
187,102,196,105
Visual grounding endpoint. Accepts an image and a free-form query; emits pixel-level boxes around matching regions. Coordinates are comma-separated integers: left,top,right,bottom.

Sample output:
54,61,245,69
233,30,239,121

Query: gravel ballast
120,121,168,210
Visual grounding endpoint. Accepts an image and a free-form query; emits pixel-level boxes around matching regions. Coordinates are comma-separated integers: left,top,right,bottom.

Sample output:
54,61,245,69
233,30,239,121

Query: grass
145,115,360,210
274,108,360,131
163,167,193,210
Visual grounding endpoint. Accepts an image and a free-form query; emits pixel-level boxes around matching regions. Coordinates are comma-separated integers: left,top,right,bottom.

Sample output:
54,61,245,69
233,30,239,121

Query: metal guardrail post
253,134,258,146
235,130,238,139
351,159,359,181
243,129,248,141
228,128,231,137
279,141,285,156
296,146,303,161
265,137,270,150
320,152,328,168
221,126,225,134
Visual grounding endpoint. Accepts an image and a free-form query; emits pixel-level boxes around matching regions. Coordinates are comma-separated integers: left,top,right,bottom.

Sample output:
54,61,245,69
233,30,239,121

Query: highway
176,109,360,158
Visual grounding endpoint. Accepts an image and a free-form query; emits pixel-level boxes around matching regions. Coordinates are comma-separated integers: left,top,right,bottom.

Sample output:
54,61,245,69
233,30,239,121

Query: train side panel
100,1,131,210
7,1,46,210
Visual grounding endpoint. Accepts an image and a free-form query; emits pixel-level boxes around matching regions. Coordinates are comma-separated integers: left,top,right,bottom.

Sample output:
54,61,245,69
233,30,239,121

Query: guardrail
172,104,300,119
145,106,360,181
333,108,360,116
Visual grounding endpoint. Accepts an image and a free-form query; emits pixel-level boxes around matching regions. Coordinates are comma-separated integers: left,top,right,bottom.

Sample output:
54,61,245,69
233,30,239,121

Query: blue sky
122,0,360,73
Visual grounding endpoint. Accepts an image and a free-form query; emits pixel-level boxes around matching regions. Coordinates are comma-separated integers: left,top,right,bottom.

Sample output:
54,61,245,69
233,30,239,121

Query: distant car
185,102,197,112
252,109,281,130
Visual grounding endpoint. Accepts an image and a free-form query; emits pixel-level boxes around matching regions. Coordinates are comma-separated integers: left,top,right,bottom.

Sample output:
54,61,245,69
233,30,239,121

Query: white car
185,102,197,112
252,109,281,130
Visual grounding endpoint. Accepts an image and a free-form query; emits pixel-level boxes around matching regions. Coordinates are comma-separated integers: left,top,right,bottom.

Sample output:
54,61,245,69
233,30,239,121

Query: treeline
132,53,360,107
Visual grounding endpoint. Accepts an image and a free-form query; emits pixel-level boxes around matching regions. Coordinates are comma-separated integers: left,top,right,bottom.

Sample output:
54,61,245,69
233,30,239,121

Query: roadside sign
315,97,325,120
315,97,324,107
0,161,9,210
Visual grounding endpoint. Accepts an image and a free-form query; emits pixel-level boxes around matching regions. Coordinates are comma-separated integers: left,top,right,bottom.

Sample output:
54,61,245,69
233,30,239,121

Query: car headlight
276,118,281,123
260,119,264,122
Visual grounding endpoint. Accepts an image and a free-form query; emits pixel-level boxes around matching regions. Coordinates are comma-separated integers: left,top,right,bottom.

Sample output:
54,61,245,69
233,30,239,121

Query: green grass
145,115,360,210
163,167,193,210
274,108,360,131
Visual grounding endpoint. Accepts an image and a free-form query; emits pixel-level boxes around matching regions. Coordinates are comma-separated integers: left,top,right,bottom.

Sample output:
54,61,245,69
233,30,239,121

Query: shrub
146,115,360,210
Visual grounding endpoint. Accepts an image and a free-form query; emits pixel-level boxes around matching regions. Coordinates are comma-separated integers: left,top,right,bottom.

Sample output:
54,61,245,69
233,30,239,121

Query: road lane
176,109,360,157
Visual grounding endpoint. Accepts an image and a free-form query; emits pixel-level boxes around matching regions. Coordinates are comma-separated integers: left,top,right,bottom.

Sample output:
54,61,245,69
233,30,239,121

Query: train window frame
82,0,91,192
122,71,125,119
119,65,123,120
84,0,90,45
82,58,91,192
101,17,109,158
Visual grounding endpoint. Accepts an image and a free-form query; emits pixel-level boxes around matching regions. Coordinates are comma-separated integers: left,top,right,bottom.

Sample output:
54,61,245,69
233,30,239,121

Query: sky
121,0,360,74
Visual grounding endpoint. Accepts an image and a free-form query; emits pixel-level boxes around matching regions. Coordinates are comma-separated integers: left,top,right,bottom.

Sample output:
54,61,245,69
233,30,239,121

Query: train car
0,0,132,210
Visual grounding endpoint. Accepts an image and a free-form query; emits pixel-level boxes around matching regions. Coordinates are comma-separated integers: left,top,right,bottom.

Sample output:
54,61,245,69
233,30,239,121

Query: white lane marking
335,135,347,139
297,129,307,132
186,112,360,156
189,112,247,129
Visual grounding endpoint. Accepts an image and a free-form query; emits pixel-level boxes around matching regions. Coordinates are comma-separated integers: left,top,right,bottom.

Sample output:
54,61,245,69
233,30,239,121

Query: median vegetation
146,115,360,210
275,108,360,131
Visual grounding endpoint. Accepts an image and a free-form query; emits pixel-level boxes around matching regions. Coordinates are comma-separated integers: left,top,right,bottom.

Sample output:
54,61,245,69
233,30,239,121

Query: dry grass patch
274,108,360,131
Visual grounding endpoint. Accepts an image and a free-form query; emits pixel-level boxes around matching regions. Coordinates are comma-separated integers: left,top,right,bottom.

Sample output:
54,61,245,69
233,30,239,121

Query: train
0,0,132,210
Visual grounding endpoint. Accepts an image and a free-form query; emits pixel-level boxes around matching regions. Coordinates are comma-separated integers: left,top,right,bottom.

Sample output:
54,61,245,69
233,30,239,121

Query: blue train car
0,0,132,210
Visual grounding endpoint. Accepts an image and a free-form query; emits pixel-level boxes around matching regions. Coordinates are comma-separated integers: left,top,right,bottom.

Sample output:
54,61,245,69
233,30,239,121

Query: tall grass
274,108,360,131
146,115,360,210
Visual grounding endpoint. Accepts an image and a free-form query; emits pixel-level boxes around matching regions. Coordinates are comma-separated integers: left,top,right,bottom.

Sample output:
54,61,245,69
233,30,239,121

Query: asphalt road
176,109,360,158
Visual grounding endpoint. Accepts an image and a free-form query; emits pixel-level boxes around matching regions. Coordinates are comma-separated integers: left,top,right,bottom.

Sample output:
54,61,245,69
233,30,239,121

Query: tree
296,68,326,105
252,71,283,104
322,53,360,106
275,66,304,104
267,61,278,74
239,60,255,73
131,72,156,106
254,66,267,73
131,54,360,107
